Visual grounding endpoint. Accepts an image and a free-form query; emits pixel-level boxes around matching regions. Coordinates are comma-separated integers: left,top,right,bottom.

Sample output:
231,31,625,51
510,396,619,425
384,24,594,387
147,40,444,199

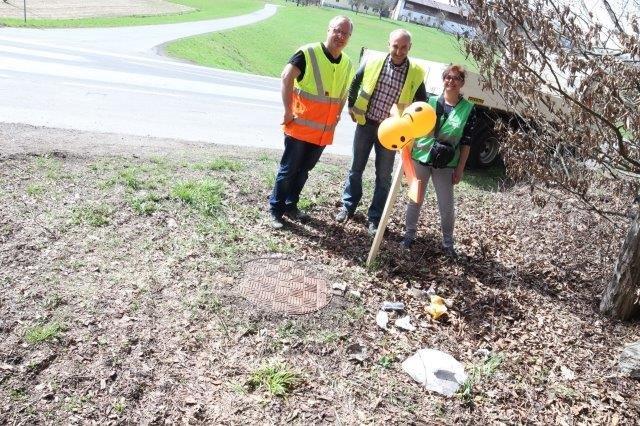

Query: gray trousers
404,160,455,248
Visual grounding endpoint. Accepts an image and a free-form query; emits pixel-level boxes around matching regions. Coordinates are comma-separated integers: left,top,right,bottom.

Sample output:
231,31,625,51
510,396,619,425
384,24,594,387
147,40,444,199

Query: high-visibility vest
351,56,425,125
284,43,354,146
412,95,474,168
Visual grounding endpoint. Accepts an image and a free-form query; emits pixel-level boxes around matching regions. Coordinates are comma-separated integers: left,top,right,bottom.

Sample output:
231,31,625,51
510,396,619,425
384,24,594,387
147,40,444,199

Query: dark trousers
341,121,396,225
269,135,325,217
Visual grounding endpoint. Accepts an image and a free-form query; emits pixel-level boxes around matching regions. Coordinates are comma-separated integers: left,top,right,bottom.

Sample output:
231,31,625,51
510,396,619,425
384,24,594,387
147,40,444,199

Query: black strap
434,95,446,138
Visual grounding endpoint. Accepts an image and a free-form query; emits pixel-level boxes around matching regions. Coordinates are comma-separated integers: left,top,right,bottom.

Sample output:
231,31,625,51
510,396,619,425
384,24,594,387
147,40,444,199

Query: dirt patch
0,0,192,20
0,123,638,424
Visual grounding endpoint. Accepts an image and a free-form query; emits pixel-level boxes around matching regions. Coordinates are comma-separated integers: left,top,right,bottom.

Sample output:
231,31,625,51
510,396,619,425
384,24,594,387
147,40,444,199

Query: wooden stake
366,157,404,267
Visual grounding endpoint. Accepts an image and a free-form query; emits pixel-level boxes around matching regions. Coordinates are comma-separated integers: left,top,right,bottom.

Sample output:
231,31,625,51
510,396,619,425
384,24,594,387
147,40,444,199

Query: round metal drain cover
238,257,331,314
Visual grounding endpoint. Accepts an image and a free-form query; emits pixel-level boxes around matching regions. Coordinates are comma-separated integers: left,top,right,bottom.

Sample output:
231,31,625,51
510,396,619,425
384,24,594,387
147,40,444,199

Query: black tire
470,136,501,168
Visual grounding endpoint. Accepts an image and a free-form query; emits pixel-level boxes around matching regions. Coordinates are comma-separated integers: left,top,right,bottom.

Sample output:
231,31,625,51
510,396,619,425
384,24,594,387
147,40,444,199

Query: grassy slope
165,1,472,77
0,0,263,28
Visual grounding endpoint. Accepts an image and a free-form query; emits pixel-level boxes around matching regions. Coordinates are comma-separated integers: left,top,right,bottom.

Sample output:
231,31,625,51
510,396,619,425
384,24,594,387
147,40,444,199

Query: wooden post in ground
366,157,404,267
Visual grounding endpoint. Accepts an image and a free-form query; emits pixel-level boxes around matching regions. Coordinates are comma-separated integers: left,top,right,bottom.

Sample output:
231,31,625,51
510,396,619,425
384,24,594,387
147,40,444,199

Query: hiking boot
270,214,285,229
400,236,414,250
284,208,310,222
335,207,353,223
367,221,378,237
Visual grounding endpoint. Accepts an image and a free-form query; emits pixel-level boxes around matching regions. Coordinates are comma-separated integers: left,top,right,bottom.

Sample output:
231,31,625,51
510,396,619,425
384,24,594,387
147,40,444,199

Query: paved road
0,4,357,155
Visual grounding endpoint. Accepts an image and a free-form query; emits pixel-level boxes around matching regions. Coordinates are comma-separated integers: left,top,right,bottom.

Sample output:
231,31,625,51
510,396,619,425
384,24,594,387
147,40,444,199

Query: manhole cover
238,257,331,314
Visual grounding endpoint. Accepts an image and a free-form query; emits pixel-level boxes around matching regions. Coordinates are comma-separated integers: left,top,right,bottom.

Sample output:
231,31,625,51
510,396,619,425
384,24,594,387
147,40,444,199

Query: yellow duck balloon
377,102,437,203
402,101,437,138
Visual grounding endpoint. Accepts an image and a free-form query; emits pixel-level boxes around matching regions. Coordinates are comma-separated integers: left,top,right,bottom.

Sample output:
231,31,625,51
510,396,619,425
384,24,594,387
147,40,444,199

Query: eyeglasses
330,27,351,37
444,74,463,82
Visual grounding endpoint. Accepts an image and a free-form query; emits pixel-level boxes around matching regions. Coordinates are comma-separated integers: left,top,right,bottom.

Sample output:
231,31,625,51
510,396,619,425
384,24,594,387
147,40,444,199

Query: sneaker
400,236,414,250
443,246,458,258
335,207,352,223
367,221,378,236
284,208,310,222
270,214,285,229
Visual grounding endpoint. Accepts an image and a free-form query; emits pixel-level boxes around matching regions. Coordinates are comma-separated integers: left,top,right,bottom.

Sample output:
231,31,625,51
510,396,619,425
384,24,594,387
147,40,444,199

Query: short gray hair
329,15,353,35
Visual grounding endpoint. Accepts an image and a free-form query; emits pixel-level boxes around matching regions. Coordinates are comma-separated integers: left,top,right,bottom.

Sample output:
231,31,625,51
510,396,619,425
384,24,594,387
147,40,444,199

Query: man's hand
282,110,295,125
348,107,356,122
452,166,464,185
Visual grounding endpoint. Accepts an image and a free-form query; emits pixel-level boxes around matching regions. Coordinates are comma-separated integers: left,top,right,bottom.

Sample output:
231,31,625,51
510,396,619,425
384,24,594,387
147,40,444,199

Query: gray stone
620,340,640,378
346,343,367,363
381,301,405,312
402,349,467,396
407,287,429,300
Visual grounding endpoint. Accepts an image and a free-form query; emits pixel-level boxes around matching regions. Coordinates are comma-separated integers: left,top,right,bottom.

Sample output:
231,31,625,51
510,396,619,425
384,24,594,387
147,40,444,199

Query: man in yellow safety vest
335,29,427,236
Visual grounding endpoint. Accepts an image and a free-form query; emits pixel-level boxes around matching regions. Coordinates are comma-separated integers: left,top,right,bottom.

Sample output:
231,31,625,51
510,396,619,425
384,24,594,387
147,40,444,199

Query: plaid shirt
366,56,409,123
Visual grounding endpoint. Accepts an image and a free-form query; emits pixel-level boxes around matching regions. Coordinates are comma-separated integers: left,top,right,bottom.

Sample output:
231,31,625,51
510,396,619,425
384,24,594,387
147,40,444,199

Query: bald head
388,29,412,65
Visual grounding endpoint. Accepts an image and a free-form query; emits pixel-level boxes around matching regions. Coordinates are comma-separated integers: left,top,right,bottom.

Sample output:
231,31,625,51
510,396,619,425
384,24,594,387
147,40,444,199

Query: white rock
394,316,416,332
376,311,389,330
560,365,575,381
620,340,640,378
332,282,347,291
402,349,467,396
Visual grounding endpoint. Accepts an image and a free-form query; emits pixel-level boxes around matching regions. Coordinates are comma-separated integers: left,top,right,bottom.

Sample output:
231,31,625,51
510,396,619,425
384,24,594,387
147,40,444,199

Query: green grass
72,204,114,227
172,178,224,216
0,0,264,28
248,361,302,397
35,156,64,180
25,322,62,344
166,0,472,77
26,183,46,196
459,166,507,192
192,158,244,172
129,193,162,215
458,353,504,403
9,388,27,401
316,330,340,344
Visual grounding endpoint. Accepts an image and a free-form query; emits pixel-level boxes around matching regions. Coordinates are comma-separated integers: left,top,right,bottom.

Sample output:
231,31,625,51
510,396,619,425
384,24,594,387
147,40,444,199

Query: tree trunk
600,206,640,320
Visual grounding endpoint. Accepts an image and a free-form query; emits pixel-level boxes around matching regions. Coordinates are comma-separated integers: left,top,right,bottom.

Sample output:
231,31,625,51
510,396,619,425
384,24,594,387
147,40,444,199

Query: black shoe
270,214,285,229
284,208,310,222
443,246,458,258
367,221,378,236
400,236,414,250
335,207,352,223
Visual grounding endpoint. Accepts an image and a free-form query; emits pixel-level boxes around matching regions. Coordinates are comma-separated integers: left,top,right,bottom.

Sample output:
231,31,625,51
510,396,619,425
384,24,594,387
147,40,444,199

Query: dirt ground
0,0,191,20
1,122,639,424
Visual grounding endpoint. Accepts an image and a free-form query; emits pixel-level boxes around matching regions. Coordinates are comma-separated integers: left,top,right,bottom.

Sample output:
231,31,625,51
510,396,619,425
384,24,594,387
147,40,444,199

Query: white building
391,0,475,36
320,0,391,16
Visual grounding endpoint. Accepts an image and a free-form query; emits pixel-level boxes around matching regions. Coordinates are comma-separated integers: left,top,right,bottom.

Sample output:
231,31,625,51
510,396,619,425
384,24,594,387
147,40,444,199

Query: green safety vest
412,95,474,168
351,55,425,125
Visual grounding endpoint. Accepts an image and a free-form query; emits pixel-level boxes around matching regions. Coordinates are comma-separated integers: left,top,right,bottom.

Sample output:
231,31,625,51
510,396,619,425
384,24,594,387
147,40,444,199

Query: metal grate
238,257,331,314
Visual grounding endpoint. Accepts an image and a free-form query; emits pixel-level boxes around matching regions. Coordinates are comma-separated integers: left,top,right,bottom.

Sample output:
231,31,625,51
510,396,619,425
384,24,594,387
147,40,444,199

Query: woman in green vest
402,64,478,257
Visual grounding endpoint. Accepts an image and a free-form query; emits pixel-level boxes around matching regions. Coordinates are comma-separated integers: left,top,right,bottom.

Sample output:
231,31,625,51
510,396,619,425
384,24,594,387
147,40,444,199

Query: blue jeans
341,122,396,225
269,135,325,217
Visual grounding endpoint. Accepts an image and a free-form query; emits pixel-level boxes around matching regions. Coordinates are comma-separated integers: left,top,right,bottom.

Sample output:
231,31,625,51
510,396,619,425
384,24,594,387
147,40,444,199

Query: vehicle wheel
470,136,500,168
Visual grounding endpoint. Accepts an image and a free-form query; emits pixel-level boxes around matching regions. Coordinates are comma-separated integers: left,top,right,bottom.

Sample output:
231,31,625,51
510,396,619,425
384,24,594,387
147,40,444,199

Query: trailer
361,48,516,168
